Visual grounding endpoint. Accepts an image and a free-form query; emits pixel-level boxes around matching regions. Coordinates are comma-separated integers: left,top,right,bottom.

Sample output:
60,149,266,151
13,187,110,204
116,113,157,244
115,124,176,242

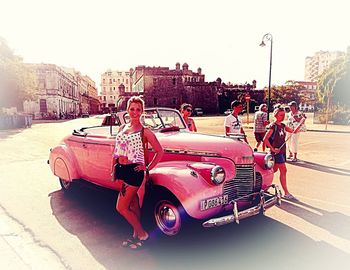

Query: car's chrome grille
254,172,262,192
223,164,256,202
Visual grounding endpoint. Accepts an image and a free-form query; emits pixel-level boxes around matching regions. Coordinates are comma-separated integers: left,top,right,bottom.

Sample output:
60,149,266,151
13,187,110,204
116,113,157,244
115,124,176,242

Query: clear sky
1,0,349,92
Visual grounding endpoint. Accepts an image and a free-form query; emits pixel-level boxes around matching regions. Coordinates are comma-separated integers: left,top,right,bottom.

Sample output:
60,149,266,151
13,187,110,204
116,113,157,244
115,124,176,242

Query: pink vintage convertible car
48,107,281,236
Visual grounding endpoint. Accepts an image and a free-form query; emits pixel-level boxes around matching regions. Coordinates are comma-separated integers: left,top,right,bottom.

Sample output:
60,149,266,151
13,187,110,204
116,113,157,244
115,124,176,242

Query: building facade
131,63,218,113
62,68,101,116
84,75,100,114
217,79,264,113
24,63,79,119
305,50,345,82
99,70,132,112
24,64,99,119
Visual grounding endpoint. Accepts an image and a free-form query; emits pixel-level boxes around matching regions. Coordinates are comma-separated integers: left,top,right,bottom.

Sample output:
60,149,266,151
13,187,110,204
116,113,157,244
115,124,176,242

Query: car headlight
211,166,225,185
264,153,275,169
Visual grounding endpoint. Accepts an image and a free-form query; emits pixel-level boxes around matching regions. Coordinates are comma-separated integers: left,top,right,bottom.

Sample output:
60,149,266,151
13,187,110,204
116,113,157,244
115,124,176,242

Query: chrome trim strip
164,148,221,157
67,138,113,147
202,184,281,227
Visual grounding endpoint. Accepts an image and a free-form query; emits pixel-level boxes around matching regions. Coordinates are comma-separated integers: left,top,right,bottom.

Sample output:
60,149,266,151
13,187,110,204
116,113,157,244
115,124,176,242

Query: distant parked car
224,109,232,115
81,113,90,118
192,107,204,116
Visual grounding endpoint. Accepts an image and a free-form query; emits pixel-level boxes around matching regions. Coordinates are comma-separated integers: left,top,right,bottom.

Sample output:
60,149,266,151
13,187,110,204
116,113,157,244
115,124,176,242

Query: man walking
286,101,306,162
253,103,269,152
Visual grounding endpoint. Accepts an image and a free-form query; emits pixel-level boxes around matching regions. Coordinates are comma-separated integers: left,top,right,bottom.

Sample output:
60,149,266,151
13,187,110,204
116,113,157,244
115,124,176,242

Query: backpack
268,124,278,146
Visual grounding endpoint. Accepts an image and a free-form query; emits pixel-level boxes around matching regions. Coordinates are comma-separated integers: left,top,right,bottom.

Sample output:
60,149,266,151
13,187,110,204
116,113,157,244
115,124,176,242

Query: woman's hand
272,148,280,154
134,164,147,172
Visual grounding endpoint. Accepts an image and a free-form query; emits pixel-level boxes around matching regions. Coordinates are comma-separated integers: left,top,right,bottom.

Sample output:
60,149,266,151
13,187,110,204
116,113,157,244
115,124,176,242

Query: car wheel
154,199,184,236
59,178,72,191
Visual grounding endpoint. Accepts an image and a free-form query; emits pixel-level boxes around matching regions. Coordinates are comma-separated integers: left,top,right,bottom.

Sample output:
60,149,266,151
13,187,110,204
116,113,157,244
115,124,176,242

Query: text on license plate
200,195,229,211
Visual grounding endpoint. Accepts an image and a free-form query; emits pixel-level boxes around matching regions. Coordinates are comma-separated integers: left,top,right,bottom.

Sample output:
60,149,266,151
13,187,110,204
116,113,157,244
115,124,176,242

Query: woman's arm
190,118,197,132
144,128,164,171
285,117,305,133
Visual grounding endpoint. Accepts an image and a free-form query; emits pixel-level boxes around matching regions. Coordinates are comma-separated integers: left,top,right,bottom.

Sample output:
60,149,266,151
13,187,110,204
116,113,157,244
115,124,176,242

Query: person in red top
180,103,197,132
263,106,305,200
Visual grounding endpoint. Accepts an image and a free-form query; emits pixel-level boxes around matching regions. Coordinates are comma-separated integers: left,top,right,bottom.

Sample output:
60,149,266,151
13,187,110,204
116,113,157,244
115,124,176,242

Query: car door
82,135,116,188
66,133,90,179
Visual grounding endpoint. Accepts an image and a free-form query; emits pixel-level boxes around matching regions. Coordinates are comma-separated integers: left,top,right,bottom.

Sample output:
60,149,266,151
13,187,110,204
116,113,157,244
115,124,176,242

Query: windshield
123,108,186,130
90,108,187,136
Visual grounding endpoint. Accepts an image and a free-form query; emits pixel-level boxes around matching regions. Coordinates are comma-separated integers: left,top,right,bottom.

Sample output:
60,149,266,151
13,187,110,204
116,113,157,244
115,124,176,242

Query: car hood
156,131,253,164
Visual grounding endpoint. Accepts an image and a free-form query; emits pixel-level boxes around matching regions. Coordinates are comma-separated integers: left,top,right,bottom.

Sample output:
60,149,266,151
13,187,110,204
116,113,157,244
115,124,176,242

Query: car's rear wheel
59,178,72,191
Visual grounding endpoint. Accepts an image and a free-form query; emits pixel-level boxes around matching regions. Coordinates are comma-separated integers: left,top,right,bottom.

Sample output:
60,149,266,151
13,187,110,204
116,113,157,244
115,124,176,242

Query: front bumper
202,184,282,227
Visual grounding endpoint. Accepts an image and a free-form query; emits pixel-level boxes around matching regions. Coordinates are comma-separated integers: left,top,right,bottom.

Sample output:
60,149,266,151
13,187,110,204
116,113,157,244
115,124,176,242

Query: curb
243,125,350,134
304,129,350,134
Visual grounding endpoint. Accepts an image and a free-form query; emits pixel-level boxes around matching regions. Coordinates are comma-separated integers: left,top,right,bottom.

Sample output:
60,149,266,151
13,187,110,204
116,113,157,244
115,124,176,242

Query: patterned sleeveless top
113,129,145,164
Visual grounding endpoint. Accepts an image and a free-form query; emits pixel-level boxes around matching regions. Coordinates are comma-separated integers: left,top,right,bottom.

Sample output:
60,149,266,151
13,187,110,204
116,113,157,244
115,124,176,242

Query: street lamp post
259,33,273,120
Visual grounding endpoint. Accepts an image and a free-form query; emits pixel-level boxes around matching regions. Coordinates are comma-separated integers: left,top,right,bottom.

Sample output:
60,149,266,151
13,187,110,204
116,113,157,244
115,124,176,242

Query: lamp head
259,41,266,47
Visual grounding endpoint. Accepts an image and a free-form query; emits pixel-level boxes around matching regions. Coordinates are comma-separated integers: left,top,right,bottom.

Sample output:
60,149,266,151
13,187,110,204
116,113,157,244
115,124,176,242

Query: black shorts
114,163,145,187
273,152,286,164
254,132,266,143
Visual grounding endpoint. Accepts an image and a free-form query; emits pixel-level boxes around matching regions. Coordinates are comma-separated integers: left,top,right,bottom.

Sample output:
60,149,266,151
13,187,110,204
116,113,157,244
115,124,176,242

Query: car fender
149,161,225,220
49,144,80,181
253,152,274,189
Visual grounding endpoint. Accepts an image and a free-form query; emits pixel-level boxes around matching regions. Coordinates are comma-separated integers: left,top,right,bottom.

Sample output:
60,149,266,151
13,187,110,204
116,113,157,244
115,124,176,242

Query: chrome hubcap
154,201,181,236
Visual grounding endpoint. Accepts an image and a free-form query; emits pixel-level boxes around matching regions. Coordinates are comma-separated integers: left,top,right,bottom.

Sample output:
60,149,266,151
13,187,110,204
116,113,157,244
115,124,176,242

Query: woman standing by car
180,103,197,132
113,96,163,249
263,106,305,200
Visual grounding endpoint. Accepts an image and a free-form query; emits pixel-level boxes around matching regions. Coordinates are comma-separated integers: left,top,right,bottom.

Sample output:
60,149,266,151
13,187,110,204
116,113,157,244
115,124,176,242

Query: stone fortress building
130,62,219,113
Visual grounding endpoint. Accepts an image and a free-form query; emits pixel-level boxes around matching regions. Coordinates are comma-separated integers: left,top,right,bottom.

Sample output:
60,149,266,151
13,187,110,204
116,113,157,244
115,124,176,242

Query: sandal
283,194,298,201
128,238,149,250
122,238,136,248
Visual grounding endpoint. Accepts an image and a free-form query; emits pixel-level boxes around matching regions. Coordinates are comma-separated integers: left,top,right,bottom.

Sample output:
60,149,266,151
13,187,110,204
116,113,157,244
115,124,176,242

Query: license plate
200,195,229,211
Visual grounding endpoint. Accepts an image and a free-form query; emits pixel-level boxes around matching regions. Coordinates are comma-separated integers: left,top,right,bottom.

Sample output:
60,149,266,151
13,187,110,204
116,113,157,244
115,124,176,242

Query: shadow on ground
49,184,350,270
287,160,350,177
279,199,350,241
0,128,24,139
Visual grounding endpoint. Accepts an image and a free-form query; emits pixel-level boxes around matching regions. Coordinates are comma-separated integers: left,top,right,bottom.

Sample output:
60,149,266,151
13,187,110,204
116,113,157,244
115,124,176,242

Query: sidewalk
0,206,67,270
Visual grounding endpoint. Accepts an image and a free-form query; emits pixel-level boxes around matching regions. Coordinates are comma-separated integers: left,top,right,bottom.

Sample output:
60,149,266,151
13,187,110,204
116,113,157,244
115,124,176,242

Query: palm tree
317,55,348,129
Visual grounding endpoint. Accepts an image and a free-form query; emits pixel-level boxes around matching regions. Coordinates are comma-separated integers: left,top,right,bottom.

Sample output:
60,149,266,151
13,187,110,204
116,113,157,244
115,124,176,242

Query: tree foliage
264,83,304,107
0,37,38,110
317,48,350,108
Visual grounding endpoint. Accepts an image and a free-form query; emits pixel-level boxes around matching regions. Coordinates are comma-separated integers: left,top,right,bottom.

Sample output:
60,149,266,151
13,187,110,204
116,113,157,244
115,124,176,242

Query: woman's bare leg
116,183,148,240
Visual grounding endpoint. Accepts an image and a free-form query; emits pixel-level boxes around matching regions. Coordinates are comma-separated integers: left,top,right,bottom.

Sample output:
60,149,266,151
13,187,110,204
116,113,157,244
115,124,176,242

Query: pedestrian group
225,99,306,201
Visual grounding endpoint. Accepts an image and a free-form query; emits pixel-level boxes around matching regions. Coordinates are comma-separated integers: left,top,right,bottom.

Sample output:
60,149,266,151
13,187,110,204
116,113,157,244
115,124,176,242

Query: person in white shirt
286,101,306,162
224,100,248,144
